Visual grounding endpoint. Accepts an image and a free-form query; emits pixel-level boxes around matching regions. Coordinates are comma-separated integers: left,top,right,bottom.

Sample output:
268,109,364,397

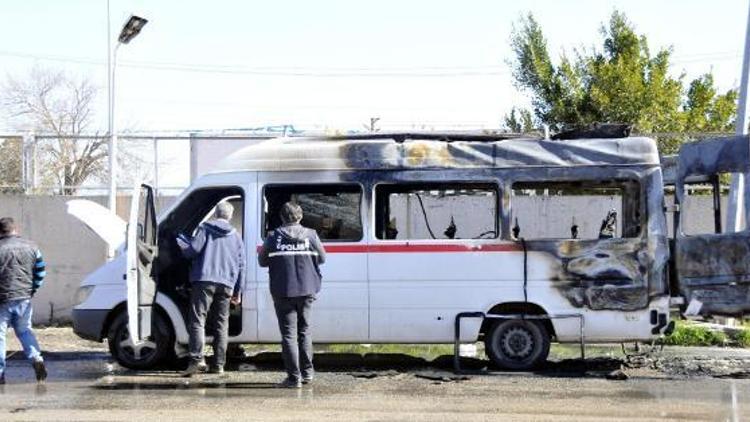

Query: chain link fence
0,133,195,196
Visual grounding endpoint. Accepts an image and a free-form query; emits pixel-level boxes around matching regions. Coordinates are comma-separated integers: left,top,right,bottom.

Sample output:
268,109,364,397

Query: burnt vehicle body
71,132,749,371
666,136,750,316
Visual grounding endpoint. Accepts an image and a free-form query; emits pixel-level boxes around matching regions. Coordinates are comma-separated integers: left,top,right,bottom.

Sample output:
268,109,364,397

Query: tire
107,310,174,370
484,319,550,370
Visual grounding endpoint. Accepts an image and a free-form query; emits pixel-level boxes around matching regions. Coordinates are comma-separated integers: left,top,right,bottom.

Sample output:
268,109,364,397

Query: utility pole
726,1,750,232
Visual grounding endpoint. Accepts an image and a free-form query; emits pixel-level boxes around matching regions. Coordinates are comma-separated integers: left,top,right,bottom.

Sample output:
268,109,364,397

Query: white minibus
70,133,750,370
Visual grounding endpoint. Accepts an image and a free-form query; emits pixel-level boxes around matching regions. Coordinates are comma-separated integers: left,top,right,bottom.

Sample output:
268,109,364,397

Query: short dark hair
0,217,16,236
280,202,303,224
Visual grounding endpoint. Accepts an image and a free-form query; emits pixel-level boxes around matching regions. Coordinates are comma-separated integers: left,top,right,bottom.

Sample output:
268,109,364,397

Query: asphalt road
0,329,748,421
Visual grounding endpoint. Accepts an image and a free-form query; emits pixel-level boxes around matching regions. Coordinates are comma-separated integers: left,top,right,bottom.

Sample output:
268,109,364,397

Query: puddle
93,381,280,390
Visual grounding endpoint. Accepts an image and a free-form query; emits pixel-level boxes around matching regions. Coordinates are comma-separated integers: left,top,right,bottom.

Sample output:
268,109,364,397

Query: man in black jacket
259,202,326,388
0,217,47,384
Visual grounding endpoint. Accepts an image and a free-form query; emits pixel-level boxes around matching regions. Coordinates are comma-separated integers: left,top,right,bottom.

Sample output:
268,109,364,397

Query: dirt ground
0,327,749,421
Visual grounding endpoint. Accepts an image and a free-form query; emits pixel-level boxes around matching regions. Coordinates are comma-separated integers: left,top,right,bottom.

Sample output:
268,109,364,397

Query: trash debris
605,369,628,380
458,344,478,358
414,370,471,382
349,370,399,379
238,363,256,372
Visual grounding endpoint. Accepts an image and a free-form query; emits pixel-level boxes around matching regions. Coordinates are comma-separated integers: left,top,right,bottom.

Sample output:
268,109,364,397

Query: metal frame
453,311,586,374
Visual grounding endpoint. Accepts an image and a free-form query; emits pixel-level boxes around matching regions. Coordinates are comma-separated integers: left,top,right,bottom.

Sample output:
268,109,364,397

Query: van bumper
72,309,109,342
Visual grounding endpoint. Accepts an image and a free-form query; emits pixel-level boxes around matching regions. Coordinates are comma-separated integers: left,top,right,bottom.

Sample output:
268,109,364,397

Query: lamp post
107,14,148,223
726,3,750,232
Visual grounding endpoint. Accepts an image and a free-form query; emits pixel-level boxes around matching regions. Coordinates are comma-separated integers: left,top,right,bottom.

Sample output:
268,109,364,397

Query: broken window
263,184,363,242
511,180,641,240
680,173,733,235
374,183,499,240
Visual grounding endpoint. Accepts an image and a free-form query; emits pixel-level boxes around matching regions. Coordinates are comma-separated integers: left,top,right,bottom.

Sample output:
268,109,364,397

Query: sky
0,0,748,134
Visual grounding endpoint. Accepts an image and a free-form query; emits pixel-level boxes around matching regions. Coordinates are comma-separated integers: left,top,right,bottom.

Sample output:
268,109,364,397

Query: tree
507,11,737,153
503,107,535,133
0,137,22,192
1,67,107,194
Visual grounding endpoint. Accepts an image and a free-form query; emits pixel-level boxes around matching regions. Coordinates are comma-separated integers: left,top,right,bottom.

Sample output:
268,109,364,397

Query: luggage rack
453,312,586,374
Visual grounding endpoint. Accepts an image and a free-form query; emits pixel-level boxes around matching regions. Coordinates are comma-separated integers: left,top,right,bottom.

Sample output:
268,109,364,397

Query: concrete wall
0,195,175,324
0,193,722,324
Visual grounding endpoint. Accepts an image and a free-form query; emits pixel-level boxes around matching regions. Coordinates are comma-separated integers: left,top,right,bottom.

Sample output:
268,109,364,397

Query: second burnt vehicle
68,131,750,370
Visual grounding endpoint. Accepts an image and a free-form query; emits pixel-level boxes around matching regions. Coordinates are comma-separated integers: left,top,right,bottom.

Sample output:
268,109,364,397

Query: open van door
126,183,158,344
673,136,750,316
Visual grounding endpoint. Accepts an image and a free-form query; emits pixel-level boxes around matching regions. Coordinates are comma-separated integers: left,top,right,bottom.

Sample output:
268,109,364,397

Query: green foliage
324,344,456,359
503,107,536,132
507,11,737,154
734,328,750,348
663,321,727,346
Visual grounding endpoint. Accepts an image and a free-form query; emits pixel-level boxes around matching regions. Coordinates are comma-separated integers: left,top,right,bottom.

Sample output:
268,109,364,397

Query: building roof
213,133,661,173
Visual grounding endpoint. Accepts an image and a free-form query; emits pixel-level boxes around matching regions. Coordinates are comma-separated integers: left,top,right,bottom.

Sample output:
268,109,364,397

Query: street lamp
107,13,148,227
118,16,148,44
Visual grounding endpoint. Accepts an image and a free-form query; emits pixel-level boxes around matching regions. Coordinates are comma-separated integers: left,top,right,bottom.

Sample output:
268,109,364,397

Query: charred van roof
213,133,660,173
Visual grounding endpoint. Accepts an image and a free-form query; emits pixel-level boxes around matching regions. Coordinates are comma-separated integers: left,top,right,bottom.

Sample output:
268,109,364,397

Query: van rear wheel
484,319,550,370
107,311,174,370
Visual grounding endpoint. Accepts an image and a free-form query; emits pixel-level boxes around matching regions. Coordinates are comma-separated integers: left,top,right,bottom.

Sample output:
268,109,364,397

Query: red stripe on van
257,243,522,254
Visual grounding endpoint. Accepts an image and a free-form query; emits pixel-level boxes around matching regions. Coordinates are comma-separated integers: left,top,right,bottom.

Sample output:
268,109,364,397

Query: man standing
259,202,326,388
177,202,244,377
0,217,47,384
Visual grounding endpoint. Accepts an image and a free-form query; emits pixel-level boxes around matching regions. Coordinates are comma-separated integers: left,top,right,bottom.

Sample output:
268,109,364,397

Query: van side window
680,173,733,235
375,183,499,240
511,181,641,240
263,184,363,242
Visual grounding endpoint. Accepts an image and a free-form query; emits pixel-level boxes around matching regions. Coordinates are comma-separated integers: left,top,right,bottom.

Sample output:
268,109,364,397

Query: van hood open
66,199,127,250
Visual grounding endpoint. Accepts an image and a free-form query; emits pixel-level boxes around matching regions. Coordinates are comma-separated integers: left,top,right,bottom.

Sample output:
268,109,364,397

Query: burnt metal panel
214,135,660,173
673,135,750,316
676,135,750,180
675,233,750,316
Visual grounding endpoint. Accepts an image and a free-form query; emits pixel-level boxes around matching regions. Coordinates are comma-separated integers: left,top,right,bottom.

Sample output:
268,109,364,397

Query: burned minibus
69,133,749,370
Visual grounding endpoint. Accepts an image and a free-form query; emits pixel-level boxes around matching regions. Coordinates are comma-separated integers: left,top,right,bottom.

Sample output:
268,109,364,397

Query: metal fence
0,133,279,196
0,130,737,196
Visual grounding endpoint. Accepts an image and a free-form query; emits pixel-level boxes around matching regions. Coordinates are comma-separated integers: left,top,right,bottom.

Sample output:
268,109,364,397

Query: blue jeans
0,299,42,375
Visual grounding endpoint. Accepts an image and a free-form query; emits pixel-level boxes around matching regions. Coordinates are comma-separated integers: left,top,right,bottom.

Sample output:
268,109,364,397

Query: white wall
0,195,175,324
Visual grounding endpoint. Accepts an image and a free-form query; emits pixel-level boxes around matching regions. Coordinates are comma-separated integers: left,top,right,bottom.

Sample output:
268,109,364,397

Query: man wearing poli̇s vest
259,202,326,389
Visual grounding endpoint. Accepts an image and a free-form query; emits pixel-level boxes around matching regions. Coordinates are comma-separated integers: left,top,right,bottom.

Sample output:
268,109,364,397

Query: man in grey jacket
0,217,47,384
259,202,326,388
177,202,244,376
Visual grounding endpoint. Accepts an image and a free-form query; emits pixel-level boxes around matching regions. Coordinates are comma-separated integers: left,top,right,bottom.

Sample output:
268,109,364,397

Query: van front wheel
107,311,174,370
484,319,550,370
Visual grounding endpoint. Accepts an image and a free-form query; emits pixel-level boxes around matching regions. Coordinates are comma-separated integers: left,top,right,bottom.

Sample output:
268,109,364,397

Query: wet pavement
0,329,749,421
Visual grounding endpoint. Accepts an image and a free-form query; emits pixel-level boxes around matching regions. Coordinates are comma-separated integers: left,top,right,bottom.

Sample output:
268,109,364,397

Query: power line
2,48,743,78
0,49,509,77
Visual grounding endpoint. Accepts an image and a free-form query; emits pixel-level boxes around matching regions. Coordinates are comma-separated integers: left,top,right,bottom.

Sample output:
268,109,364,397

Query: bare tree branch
1,67,106,194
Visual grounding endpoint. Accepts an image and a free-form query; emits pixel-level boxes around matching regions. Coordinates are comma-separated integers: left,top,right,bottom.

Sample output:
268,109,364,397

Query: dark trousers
188,282,232,367
273,295,315,381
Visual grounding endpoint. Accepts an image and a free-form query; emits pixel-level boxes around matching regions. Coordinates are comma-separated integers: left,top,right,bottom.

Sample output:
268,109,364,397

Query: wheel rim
117,324,158,362
499,326,535,360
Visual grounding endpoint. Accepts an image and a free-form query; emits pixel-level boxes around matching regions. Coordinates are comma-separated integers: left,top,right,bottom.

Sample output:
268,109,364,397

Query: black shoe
208,365,224,374
182,360,207,377
278,377,301,389
33,359,47,382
